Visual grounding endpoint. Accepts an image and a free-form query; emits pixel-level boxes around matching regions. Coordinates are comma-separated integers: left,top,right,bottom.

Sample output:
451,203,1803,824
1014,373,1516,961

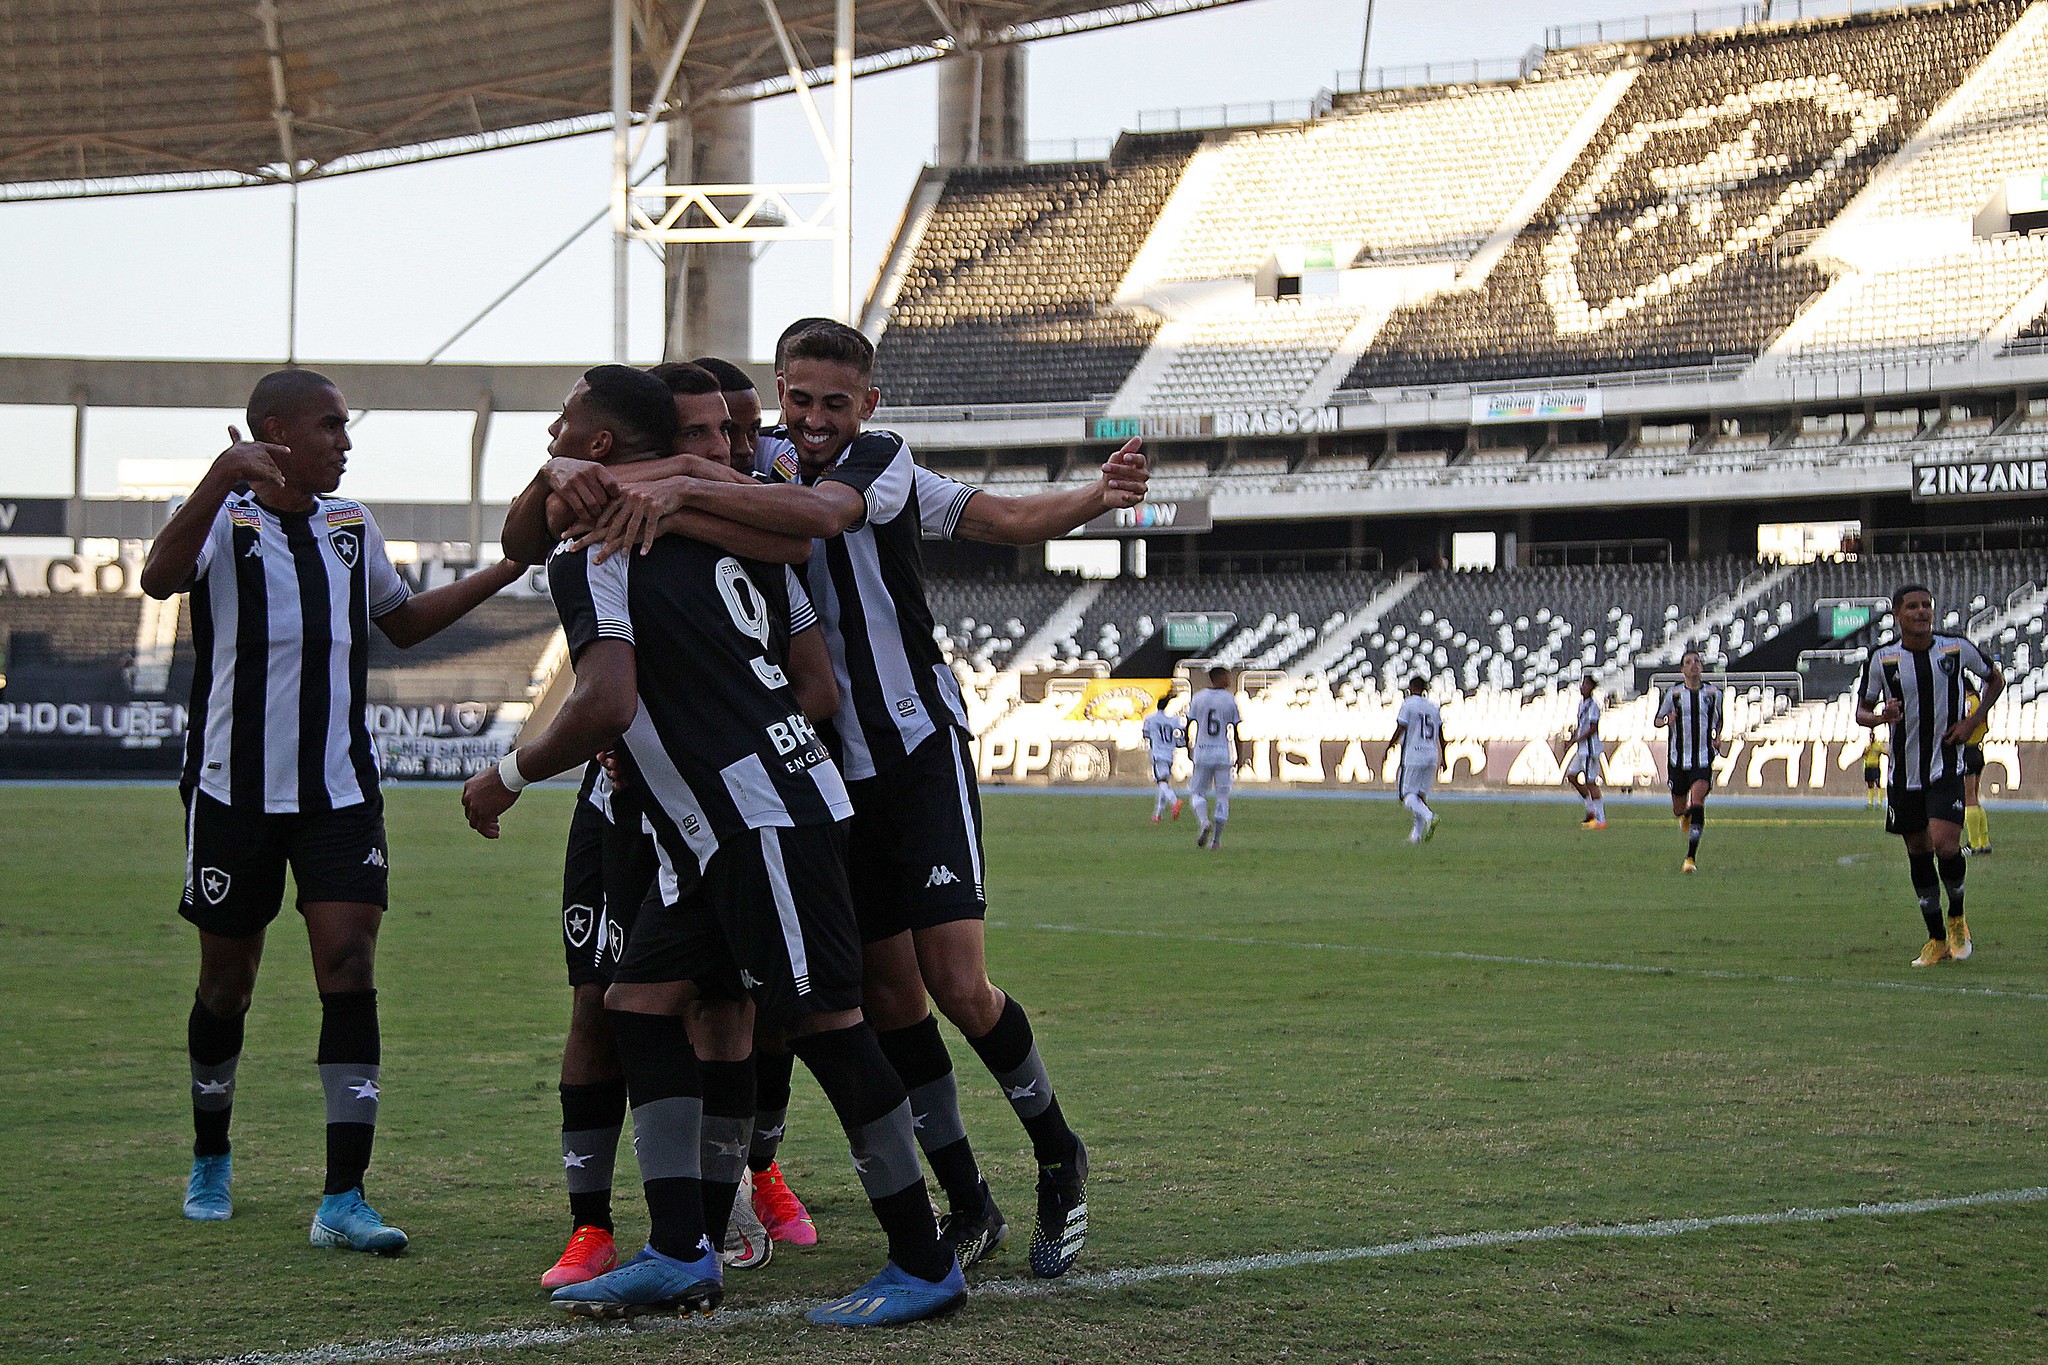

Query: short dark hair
1208,666,1229,685
1408,675,1428,694
1892,582,1932,609
1155,696,1170,711
1680,648,1703,665
645,361,721,398
691,356,755,394
782,321,874,378
246,368,340,434
775,316,836,369
580,364,679,457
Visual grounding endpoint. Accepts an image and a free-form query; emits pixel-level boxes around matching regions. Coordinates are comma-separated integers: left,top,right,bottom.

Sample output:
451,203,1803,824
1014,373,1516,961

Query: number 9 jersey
547,539,853,886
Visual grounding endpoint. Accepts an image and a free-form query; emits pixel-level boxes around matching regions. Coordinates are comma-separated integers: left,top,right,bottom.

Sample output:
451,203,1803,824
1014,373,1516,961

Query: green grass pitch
1,785,2043,1364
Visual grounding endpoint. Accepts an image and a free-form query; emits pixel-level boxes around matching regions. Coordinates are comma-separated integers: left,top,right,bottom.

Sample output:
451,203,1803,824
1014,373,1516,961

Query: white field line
201,1186,2048,1365
999,921,2048,1003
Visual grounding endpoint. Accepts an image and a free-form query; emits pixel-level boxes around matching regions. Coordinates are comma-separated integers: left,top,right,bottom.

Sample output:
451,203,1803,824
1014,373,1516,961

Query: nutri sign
1471,389,1604,424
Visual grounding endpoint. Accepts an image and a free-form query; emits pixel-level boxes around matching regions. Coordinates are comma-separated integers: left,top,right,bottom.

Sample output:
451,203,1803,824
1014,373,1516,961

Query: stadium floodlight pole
834,0,855,322
1358,0,1377,88
611,0,632,363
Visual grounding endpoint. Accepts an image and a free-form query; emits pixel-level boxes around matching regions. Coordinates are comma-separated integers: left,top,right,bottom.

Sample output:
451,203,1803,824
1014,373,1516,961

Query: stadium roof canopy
0,0,1248,201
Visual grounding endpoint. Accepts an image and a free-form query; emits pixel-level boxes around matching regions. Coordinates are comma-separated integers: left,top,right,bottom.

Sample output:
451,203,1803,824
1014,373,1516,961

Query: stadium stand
1342,1,2027,388
1046,568,1391,670
871,133,1201,405
363,596,561,706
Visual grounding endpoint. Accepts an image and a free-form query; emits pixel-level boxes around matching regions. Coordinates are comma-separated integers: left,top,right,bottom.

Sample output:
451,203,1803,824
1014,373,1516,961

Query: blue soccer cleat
309,1187,409,1255
550,1241,723,1319
804,1258,966,1327
183,1152,233,1221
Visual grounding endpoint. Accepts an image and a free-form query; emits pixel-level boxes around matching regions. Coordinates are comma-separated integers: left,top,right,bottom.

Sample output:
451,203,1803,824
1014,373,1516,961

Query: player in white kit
1139,697,1185,823
1184,667,1247,850
1562,675,1606,829
1383,676,1446,844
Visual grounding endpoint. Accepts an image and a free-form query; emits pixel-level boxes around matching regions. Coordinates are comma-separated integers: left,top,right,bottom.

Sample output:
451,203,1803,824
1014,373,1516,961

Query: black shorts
178,789,388,938
1864,765,1882,787
1668,766,1713,796
614,822,862,1027
1886,776,1966,836
844,728,988,943
1963,745,1985,777
561,784,657,987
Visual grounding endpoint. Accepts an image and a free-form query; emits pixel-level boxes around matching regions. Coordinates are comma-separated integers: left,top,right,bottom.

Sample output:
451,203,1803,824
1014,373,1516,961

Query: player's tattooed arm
463,639,638,838
951,439,1148,545
140,427,292,597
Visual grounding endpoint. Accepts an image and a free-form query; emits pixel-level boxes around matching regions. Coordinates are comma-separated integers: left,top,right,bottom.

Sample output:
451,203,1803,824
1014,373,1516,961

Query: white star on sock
348,1079,380,1101
563,1150,589,1169
195,1079,232,1096
1003,1080,1039,1101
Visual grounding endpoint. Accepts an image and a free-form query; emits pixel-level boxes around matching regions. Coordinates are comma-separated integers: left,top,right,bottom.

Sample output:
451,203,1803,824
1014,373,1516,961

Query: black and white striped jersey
1656,682,1723,771
757,427,975,781
180,490,411,812
1859,634,1995,790
548,537,851,896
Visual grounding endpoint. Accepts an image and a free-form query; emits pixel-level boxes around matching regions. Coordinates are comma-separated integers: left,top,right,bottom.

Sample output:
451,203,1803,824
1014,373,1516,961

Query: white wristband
498,750,531,792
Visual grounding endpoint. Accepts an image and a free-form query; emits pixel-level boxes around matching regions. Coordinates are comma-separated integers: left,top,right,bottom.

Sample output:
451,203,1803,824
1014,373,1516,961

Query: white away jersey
1185,688,1241,764
181,491,410,812
1141,710,1185,760
1393,694,1444,767
1573,694,1602,757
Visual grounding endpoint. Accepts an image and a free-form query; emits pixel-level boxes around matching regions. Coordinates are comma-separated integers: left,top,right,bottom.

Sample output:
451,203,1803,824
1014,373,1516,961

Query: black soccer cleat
1029,1137,1088,1279
937,1181,1009,1270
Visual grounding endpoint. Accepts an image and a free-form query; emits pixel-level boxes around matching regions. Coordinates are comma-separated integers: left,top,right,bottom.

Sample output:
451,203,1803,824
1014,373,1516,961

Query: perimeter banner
973,736,2035,798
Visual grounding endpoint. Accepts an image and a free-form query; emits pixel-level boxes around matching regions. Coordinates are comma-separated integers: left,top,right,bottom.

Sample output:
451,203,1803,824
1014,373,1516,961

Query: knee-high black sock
791,1024,949,1281
878,1016,985,1215
317,989,380,1196
560,1078,628,1233
698,1059,755,1246
1908,851,1943,940
966,995,1076,1166
749,1047,795,1175
605,1009,708,1261
188,996,245,1158
1686,806,1704,859
1938,852,1967,918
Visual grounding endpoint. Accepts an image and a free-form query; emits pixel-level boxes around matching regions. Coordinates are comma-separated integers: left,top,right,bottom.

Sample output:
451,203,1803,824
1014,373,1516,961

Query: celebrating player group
149,321,1149,1329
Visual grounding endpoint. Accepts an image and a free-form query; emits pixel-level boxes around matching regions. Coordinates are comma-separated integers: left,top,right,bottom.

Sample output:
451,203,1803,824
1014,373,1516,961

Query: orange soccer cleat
541,1225,619,1288
752,1161,818,1246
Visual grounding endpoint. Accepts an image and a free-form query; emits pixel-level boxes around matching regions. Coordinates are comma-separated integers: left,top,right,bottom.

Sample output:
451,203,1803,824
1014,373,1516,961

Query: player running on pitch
1141,696,1186,823
1654,650,1723,873
1854,584,2003,968
1563,675,1606,828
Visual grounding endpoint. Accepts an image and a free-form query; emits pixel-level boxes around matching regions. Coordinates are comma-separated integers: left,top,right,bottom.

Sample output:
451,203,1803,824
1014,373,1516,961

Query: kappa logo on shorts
564,903,595,948
199,867,232,906
739,968,764,990
361,847,386,869
925,865,959,888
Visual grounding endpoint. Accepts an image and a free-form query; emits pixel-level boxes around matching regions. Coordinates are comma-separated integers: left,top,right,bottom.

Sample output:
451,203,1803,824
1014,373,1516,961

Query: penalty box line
1005,921,2048,1004
201,1186,2048,1365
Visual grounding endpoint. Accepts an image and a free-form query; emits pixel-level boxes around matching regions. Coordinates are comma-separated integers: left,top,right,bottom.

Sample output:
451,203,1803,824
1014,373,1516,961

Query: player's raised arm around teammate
943,439,1147,544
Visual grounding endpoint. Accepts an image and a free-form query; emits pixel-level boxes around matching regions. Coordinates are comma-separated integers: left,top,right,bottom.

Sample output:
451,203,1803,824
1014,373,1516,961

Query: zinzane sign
1912,458,2048,501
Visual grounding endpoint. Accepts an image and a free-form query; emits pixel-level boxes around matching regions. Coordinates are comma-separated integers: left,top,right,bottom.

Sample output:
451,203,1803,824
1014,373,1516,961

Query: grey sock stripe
700,1115,752,1184
751,1107,788,1165
562,1125,621,1195
906,1074,969,1152
629,1096,703,1183
318,1063,380,1126
995,1045,1055,1120
849,1101,926,1200
191,1058,238,1111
